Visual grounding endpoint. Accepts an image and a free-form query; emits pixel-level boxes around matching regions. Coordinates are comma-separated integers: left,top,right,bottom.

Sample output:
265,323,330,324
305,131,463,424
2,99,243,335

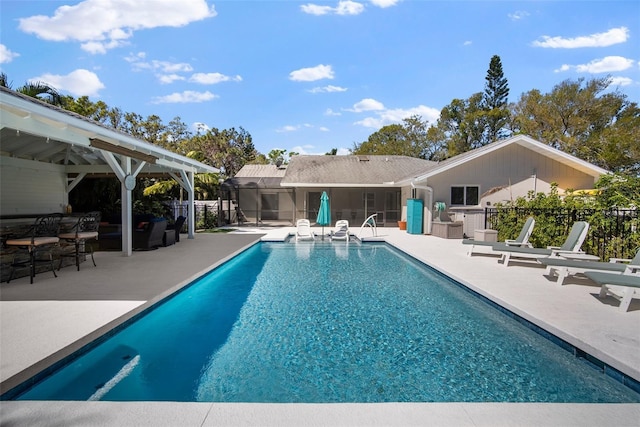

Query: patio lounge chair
166,215,186,244
538,249,640,285
133,218,167,250
584,271,640,312
462,217,535,256
492,221,589,267
295,219,315,241
331,220,350,241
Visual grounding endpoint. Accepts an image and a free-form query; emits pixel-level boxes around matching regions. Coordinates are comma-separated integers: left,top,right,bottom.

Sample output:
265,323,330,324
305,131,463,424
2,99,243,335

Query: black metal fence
485,207,639,260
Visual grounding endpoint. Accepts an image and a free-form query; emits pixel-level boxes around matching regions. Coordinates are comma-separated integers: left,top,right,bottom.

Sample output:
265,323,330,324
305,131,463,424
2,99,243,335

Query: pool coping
1,228,639,425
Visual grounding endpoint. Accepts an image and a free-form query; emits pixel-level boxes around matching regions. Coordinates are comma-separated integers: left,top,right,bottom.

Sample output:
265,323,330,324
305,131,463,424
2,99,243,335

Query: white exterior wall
428,143,597,209
411,143,600,236
0,156,67,216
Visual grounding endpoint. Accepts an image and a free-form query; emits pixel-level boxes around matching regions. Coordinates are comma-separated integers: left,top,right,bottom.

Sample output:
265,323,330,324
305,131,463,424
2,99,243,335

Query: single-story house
225,135,608,236
0,86,219,256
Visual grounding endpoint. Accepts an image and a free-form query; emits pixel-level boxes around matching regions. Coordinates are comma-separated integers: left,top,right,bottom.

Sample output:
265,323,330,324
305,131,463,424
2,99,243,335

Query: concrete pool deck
1,228,639,426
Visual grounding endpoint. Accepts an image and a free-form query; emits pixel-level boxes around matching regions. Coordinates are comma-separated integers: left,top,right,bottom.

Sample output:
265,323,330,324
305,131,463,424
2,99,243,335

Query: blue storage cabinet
406,199,423,234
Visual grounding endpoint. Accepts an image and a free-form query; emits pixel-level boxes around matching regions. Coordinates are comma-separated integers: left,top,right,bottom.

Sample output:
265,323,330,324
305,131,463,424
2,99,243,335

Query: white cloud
158,74,185,84
348,98,385,112
18,0,217,54
276,125,300,133
325,108,341,116
0,44,20,63
190,72,242,84
193,122,210,133
289,64,334,82
609,76,633,87
319,126,330,132
556,56,635,73
463,40,472,46
336,147,350,155
289,144,318,154
336,1,365,15
370,0,400,8
301,1,365,16
576,56,635,73
127,57,193,73
31,69,105,97
152,90,217,104
508,11,529,21
533,26,629,48
300,4,334,15
308,85,348,93
353,104,440,129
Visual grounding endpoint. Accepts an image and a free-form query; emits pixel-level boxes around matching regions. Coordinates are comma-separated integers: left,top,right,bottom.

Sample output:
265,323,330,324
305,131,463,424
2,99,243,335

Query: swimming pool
10,241,640,402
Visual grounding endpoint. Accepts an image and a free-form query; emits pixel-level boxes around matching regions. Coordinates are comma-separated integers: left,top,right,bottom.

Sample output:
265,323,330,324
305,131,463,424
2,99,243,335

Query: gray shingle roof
235,164,287,178
280,155,436,186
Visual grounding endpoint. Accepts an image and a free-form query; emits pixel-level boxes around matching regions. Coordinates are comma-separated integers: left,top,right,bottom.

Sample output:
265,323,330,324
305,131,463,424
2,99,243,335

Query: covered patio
0,86,218,257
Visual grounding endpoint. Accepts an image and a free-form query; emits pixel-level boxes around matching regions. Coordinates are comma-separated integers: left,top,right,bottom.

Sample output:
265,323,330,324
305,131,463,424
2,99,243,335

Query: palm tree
0,72,63,105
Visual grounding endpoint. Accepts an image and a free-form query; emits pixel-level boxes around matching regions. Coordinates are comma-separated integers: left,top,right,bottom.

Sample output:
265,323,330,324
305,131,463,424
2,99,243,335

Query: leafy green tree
186,126,257,177
510,77,638,173
352,115,439,159
0,72,62,105
325,148,338,155
482,55,510,143
437,93,486,155
267,149,287,166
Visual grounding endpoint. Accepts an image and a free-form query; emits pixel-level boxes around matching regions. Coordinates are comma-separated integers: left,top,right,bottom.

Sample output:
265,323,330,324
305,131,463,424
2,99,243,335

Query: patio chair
58,211,102,271
462,217,535,257
133,218,167,250
166,215,186,243
5,213,63,284
538,248,640,285
492,221,589,267
295,219,315,241
584,271,640,312
331,220,350,241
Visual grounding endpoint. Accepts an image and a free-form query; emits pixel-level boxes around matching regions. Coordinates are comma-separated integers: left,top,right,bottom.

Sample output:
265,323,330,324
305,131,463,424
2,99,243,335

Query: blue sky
1,1,639,157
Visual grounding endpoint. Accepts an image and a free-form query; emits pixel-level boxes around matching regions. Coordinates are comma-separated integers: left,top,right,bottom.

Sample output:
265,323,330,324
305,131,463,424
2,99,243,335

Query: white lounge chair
492,221,589,267
462,217,535,257
331,220,349,241
584,271,640,312
295,219,315,241
538,249,640,285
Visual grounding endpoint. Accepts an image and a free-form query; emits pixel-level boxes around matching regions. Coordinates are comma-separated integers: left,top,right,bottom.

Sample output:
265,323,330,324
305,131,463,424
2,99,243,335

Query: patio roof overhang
0,87,219,256
0,87,218,176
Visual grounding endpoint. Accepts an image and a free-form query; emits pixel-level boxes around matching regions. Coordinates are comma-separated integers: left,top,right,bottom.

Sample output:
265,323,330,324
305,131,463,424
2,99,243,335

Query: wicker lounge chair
133,218,167,250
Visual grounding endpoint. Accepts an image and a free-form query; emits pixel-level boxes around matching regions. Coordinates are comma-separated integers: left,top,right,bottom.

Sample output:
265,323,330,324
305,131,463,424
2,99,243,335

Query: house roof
235,164,287,178
0,86,218,175
280,155,436,187
223,164,287,189
397,134,609,184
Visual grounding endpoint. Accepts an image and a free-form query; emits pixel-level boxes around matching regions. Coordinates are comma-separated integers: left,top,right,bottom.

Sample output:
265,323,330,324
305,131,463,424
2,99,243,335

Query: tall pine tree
482,55,510,143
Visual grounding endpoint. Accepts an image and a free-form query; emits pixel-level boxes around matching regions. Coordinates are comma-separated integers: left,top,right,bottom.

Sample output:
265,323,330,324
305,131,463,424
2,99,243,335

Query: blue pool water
13,242,640,402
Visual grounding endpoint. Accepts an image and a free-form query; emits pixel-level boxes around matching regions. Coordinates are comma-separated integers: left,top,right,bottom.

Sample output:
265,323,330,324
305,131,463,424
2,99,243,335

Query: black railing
485,207,639,260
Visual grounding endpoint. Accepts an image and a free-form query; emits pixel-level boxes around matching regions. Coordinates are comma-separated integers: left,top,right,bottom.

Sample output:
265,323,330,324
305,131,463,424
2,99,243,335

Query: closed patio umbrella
316,191,331,240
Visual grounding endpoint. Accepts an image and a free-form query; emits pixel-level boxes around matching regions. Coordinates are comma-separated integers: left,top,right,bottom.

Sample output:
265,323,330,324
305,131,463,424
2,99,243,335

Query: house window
451,186,479,206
